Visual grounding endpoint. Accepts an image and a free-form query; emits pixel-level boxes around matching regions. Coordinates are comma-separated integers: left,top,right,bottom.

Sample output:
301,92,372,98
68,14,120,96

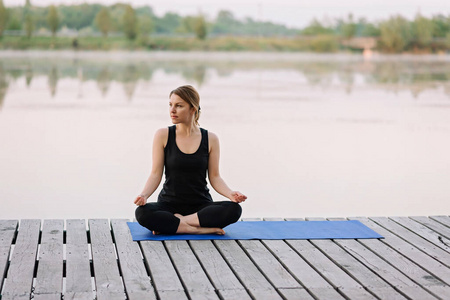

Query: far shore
1,49,450,62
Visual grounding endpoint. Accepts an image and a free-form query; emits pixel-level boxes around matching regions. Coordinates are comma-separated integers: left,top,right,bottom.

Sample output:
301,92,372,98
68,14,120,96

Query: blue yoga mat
127,220,383,241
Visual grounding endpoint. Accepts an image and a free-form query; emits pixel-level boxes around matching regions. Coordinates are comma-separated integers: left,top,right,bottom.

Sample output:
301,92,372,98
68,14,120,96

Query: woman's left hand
230,191,247,203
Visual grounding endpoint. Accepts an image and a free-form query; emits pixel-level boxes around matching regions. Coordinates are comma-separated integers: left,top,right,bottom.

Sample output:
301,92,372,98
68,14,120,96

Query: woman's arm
208,132,247,203
134,128,167,206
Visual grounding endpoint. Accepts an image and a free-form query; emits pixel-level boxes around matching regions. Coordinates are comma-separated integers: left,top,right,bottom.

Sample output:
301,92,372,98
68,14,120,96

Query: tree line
0,0,449,53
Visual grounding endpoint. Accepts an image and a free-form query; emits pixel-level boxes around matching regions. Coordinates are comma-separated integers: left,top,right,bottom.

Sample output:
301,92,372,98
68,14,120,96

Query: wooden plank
238,240,302,289
390,217,450,253
430,216,450,228
65,219,94,300
214,240,282,299
411,216,450,240
286,218,377,299
88,219,124,300
189,240,251,299
354,217,450,285
310,238,416,299
139,241,187,298
287,239,379,299
278,288,315,299
262,239,345,299
1,219,41,300
0,220,18,293
265,218,345,299
33,219,64,300
370,217,450,268
334,235,447,299
110,219,156,300
165,241,218,299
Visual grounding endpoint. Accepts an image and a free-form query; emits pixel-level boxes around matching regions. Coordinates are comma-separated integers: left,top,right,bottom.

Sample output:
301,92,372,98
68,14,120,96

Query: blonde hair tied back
170,85,201,125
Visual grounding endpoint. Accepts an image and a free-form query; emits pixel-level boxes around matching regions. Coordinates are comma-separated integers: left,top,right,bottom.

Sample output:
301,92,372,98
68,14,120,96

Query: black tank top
158,125,213,205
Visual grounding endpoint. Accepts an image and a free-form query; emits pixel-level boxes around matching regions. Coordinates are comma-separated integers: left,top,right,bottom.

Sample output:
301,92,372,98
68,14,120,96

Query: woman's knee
135,205,146,224
224,202,242,222
135,203,158,225
222,201,242,223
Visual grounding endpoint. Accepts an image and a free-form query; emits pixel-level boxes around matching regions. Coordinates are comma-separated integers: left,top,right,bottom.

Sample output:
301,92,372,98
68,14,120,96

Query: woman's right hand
134,194,147,206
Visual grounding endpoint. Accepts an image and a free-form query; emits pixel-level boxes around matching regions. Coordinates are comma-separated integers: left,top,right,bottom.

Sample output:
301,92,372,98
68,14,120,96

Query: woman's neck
176,123,199,137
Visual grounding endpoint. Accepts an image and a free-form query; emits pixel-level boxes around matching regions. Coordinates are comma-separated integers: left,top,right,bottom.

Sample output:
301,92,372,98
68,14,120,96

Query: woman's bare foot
152,231,160,235
176,219,225,235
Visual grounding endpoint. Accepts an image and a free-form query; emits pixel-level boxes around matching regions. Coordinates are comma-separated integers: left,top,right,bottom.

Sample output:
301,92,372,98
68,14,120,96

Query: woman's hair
170,85,201,125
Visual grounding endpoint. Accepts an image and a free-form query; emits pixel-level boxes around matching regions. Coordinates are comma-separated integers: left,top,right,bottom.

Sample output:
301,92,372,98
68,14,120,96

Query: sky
3,0,449,28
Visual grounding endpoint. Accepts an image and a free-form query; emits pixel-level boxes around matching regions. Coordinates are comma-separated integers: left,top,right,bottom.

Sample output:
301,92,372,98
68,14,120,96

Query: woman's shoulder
207,130,219,146
155,127,170,136
153,127,170,145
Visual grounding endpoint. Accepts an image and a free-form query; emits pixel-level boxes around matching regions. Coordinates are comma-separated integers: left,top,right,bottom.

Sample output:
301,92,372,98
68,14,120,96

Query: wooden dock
1,216,450,300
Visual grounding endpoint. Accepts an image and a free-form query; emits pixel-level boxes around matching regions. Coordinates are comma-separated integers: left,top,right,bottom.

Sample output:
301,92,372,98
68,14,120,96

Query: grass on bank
0,35,345,52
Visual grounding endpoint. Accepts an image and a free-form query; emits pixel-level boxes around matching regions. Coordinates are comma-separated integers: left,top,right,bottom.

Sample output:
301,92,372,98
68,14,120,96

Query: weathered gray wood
139,241,187,298
1,219,41,300
0,220,18,293
390,217,450,253
65,219,94,300
165,241,218,299
335,237,446,299
262,239,345,299
189,240,251,299
214,240,282,299
354,217,450,285
278,288,315,299
88,219,125,300
63,291,94,300
286,239,378,299
411,216,450,240
370,217,450,268
217,289,252,300
311,238,419,299
110,219,156,300
238,240,302,289
33,219,64,299
157,290,188,299
430,216,450,228
284,218,305,221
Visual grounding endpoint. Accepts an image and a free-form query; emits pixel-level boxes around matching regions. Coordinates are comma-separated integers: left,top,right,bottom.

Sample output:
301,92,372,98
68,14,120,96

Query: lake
1,50,449,220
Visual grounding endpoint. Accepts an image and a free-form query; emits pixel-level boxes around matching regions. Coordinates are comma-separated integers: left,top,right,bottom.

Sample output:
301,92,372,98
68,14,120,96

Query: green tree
95,7,112,37
24,0,34,38
47,5,59,37
0,0,7,37
341,13,357,39
123,4,137,40
138,15,154,36
302,19,334,36
379,15,412,52
7,12,21,30
431,14,450,38
154,12,181,34
412,13,433,47
193,15,207,39
211,10,241,34
177,15,196,33
58,4,102,30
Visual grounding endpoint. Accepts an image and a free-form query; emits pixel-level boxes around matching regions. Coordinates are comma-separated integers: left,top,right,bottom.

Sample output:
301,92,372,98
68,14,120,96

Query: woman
134,85,246,235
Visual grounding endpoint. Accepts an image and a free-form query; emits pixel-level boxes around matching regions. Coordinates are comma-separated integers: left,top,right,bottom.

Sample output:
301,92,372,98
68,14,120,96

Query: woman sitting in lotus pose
134,85,246,235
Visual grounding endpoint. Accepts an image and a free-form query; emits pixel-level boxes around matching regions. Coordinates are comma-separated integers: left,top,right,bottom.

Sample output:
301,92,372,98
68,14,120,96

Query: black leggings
135,201,242,234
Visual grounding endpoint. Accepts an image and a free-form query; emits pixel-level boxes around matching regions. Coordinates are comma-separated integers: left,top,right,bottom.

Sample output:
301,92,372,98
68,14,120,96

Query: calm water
1,51,449,219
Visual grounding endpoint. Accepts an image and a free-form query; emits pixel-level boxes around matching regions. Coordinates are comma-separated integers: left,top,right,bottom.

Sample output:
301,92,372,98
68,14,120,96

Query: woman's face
169,93,195,124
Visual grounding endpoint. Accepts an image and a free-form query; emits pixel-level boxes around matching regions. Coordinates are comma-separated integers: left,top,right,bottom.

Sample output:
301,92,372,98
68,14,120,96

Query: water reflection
0,54,449,105
0,64,7,109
